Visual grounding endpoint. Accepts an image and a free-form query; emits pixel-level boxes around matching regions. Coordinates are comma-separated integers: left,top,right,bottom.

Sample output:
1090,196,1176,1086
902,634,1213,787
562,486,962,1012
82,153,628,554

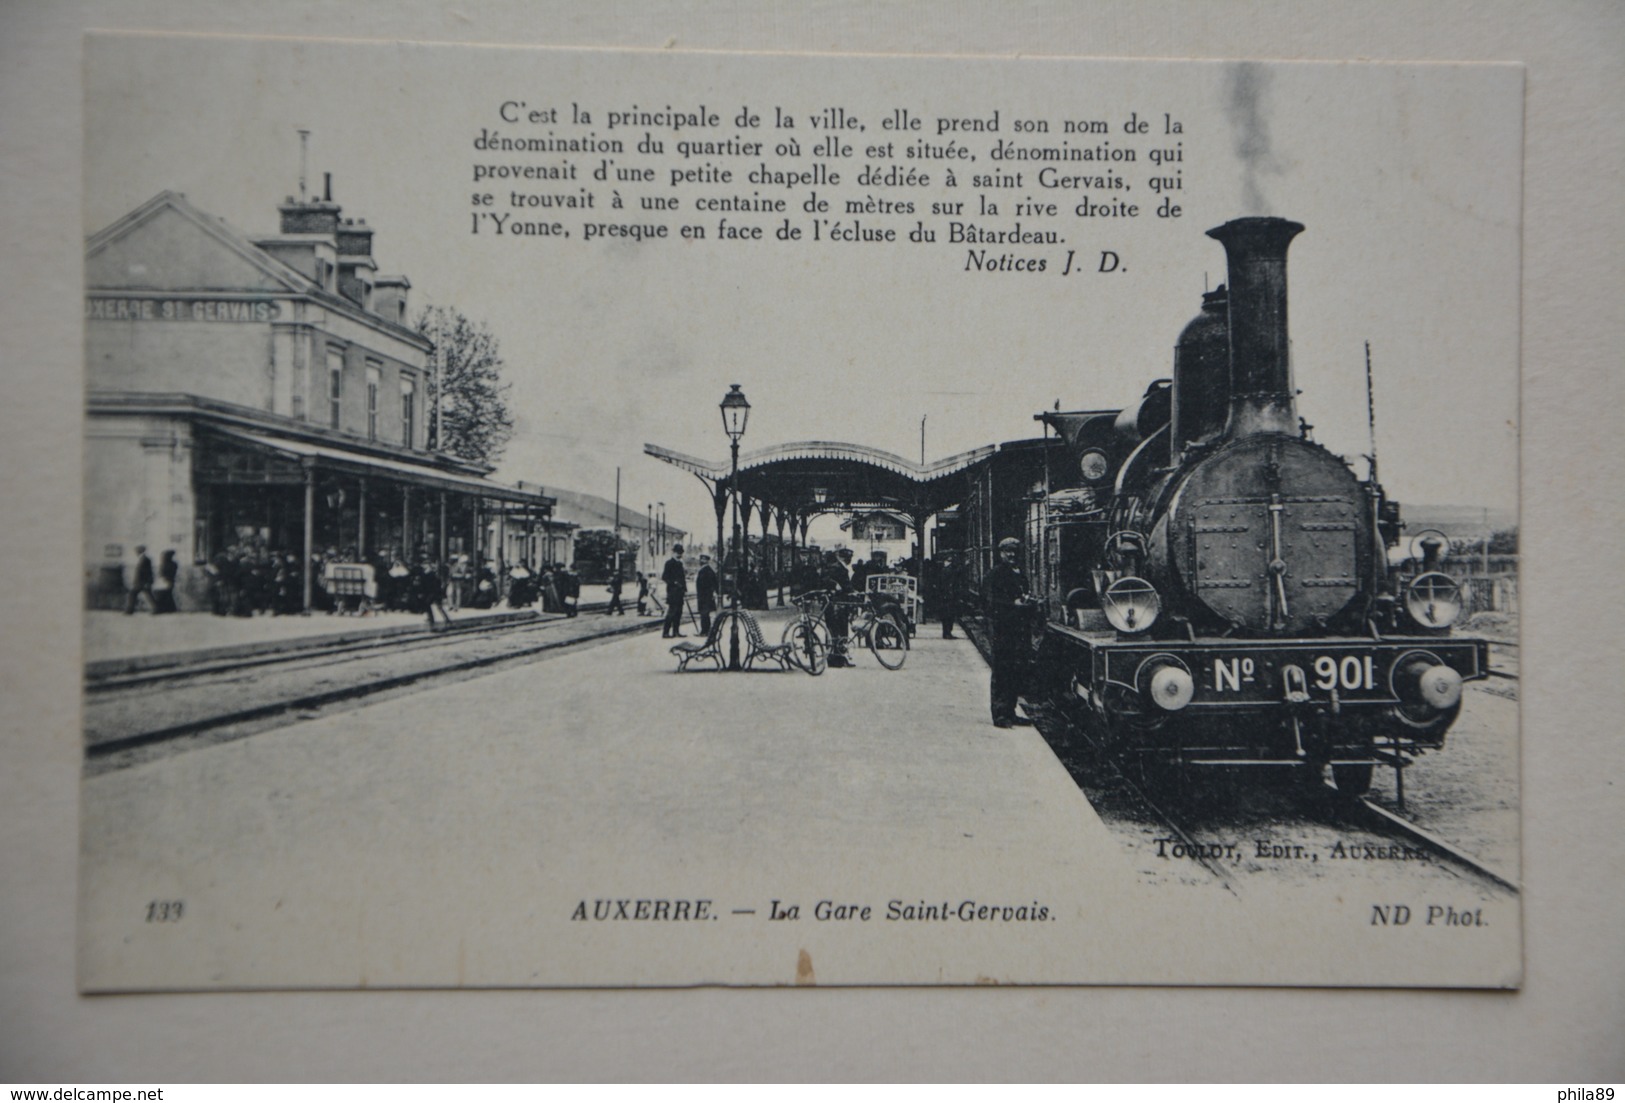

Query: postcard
79,34,1522,989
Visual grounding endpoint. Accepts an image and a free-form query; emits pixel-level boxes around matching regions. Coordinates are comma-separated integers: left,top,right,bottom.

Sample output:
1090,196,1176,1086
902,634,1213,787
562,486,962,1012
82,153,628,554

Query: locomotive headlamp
1103,576,1161,634
1078,448,1110,483
1405,571,1464,629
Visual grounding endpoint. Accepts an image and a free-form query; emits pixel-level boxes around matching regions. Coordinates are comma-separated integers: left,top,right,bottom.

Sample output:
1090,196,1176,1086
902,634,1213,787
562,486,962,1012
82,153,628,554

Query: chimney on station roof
279,172,341,236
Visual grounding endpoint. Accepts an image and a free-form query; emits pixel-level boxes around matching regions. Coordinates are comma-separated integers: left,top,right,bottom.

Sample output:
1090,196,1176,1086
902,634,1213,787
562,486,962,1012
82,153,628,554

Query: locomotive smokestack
1206,216,1304,438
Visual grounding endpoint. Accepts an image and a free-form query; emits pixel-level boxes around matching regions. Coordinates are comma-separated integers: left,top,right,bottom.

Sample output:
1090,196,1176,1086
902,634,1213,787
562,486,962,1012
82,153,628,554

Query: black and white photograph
73,34,1527,991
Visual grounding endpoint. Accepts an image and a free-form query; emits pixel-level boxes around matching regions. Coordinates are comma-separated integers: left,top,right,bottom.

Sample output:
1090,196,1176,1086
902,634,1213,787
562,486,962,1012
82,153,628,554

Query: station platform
79,604,1180,990
84,585,796,673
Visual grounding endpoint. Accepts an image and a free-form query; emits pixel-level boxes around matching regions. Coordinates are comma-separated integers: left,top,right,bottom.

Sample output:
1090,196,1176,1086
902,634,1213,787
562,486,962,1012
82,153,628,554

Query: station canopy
644,440,995,518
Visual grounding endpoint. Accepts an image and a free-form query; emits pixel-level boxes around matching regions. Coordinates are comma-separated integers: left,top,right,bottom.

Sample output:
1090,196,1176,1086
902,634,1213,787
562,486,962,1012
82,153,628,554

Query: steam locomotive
965,216,1488,796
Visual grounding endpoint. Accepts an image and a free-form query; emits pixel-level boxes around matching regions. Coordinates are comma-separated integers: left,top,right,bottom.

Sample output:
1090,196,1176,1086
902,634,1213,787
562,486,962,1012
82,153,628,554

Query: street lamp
720,383,751,669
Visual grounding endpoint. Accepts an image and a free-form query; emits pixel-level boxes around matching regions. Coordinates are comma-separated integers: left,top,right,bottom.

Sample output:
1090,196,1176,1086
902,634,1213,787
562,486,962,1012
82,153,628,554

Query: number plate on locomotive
1205,649,1385,700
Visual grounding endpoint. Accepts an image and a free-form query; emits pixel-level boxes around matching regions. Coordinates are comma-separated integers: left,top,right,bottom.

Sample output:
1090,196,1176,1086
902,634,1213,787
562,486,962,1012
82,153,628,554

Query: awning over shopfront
204,426,548,505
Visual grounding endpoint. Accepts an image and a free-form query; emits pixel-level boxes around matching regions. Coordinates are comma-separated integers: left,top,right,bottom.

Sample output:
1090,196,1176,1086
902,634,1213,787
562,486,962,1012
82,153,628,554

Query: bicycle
782,590,832,675
787,590,908,670
847,592,910,669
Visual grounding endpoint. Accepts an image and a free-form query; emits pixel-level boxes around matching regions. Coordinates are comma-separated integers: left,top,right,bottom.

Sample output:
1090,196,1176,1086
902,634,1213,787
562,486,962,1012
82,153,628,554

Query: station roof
644,440,995,517
91,392,547,504
209,426,547,503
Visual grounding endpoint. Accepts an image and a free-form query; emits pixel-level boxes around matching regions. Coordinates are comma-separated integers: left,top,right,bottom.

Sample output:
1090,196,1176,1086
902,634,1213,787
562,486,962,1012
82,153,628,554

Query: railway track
1339,794,1520,893
86,609,554,692
1045,700,1519,896
1034,700,1239,896
1484,636,1519,681
84,605,663,763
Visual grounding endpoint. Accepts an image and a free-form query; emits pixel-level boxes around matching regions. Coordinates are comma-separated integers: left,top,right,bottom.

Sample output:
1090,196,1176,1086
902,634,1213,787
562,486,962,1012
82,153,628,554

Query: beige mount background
2,0,1622,1082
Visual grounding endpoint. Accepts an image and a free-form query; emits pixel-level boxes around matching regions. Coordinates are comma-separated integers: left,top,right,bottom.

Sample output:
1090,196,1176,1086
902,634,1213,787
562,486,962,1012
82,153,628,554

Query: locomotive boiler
1025,216,1487,795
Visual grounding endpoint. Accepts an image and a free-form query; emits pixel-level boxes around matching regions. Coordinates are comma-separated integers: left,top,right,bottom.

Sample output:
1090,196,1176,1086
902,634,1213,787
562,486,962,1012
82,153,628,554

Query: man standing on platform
695,553,718,637
939,552,963,639
124,544,154,614
661,543,687,638
559,561,581,617
984,537,1035,728
850,551,872,597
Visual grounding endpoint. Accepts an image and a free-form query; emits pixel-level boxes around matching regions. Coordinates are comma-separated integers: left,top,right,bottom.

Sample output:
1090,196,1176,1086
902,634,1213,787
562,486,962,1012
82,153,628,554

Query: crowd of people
121,541,600,630
501,559,582,616
120,535,1034,726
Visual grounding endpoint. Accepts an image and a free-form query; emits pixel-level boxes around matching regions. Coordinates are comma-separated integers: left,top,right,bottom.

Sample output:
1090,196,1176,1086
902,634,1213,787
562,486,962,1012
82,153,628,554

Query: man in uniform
983,537,1035,728
694,553,719,637
850,551,872,597
661,543,687,638
938,552,965,639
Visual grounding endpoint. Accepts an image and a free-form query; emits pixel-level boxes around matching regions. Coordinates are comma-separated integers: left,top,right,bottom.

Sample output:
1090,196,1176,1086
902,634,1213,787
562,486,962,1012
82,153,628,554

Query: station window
366,362,381,441
326,348,344,430
401,377,416,449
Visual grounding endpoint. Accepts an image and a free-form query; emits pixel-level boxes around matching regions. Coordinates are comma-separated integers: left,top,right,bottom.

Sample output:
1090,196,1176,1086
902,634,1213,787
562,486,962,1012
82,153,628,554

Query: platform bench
670,616,725,671
737,609,795,671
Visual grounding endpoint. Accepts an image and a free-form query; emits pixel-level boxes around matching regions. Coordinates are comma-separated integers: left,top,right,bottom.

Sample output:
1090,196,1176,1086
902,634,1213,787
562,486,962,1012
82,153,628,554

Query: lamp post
720,383,751,670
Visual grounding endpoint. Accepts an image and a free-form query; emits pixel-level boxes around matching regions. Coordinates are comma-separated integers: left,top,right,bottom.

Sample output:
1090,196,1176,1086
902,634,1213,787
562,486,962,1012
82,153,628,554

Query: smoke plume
1226,62,1283,215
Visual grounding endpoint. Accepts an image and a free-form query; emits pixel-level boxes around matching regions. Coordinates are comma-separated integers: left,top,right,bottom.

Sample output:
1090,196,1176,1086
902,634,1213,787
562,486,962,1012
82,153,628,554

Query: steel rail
85,613,658,759
1338,792,1521,894
86,604,618,691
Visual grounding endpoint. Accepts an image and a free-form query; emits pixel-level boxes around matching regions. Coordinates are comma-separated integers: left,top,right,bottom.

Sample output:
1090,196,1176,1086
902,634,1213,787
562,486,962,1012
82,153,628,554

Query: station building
85,187,551,609
837,509,913,567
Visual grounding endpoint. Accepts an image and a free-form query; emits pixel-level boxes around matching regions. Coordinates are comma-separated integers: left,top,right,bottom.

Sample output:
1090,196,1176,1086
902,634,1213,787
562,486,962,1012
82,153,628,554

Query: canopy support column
759,501,771,602
712,483,728,569
302,458,316,612
910,507,930,621
357,477,368,559
775,508,787,605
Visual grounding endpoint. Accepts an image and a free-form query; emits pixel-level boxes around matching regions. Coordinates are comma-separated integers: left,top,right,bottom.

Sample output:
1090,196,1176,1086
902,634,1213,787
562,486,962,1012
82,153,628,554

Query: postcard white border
3,0,1622,1082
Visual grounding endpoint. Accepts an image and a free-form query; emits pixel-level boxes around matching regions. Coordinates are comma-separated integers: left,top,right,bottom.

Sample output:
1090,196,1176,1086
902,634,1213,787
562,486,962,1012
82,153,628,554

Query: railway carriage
970,217,1488,796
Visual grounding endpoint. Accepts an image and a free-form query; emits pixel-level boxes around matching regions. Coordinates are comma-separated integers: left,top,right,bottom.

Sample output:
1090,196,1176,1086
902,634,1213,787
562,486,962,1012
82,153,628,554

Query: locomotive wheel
1331,763,1374,796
